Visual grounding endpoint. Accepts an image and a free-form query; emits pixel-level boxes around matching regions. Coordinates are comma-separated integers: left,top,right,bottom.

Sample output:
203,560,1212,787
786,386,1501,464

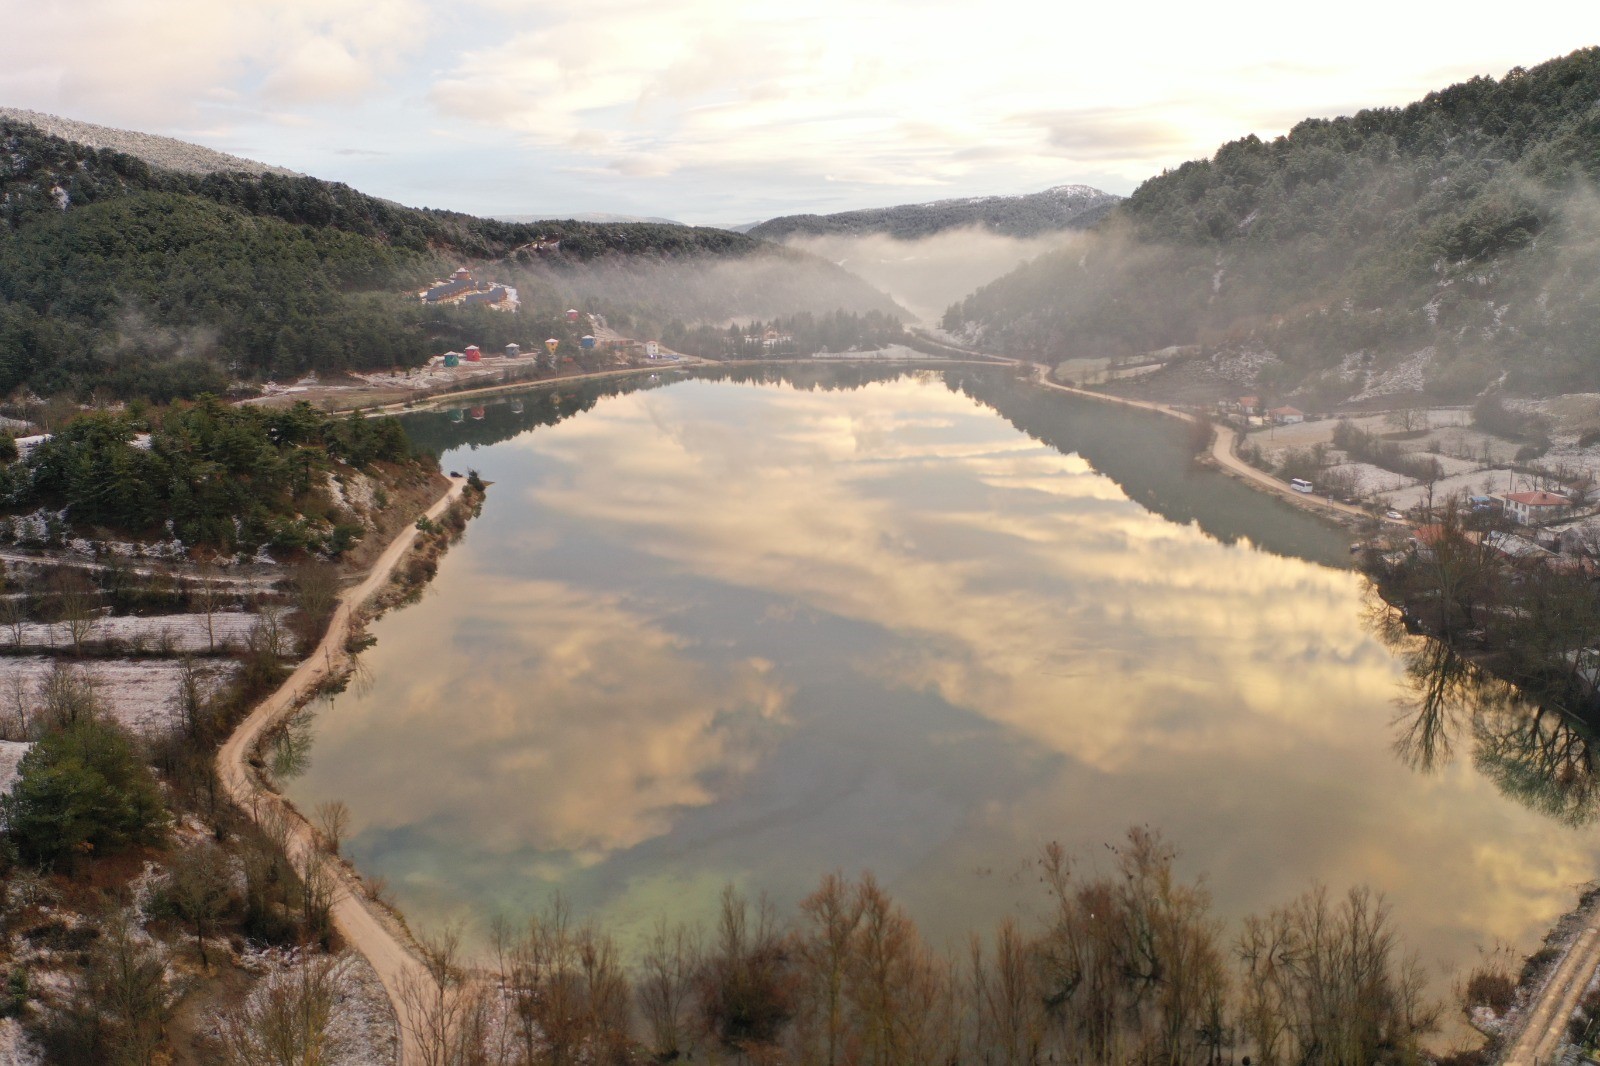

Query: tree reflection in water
1374,593,1600,825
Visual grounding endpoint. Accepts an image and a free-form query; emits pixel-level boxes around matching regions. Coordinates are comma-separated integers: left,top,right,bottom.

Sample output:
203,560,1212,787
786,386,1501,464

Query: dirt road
1031,372,1382,525
1502,917,1600,1066
216,476,466,1065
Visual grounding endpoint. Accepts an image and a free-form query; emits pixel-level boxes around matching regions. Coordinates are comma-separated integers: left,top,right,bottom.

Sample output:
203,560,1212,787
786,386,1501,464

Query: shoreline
223,353,1391,1065
214,475,469,1065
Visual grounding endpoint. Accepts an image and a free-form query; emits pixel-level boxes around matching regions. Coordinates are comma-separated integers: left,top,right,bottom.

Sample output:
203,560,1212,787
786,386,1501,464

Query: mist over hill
743,185,1121,323
748,184,1121,241
0,113,899,398
944,48,1600,404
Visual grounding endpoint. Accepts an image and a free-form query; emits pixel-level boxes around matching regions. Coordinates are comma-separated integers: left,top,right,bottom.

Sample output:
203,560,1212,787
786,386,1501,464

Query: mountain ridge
0,114,902,398
944,47,1600,402
748,183,1122,241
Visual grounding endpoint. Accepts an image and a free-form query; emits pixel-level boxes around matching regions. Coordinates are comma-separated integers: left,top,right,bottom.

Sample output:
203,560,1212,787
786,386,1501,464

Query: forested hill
0,116,898,399
748,184,1121,241
945,48,1600,402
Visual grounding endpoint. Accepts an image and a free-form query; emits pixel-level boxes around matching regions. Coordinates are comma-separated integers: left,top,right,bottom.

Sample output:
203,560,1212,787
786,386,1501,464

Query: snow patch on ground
0,740,29,795
2,612,257,652
1378,470,1503,510
1322,462,1415,496
1349,347,1435,402
1209,348,1283,386
0,657,237,734
0,1017,42,1065
329,471,378,515
215,950,397,1066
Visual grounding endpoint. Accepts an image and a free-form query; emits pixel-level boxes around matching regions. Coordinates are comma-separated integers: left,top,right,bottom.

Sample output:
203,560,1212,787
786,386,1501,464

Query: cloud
0,0,425,128
1018,108,1198,163
0,0,1593,220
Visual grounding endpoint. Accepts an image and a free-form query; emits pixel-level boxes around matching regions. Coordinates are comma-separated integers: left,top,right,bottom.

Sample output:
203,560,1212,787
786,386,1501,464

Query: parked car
1385,509,1404,520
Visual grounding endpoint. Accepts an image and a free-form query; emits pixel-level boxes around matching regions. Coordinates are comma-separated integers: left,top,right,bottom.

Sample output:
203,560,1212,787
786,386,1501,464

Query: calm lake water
288,366,1598,989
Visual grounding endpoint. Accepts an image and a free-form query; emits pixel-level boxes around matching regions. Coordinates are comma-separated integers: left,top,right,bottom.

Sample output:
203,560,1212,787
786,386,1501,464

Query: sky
1,1,1593,226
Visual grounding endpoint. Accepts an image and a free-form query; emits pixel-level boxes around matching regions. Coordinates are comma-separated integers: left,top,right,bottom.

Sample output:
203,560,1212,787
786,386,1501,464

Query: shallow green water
288,367,1597,988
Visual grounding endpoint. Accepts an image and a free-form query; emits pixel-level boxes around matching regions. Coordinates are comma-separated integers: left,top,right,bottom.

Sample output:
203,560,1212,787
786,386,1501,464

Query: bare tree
637,917,702,1063
290,561,342,652
0,576,26,648
399,926,489,1066
169,842,233,967
189,560,227,652
216,954,343,1066
82,908,177,1065
313,800,351,857
792,872,864,1066
36,661,102,732
52,568,100,656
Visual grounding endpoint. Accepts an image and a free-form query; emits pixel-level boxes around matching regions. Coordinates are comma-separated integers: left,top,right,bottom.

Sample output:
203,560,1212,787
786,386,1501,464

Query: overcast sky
1,1,1591,225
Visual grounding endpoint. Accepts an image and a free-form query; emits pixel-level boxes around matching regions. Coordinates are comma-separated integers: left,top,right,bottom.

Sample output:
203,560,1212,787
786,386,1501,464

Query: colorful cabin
464,345,482,362
580,335,596,350
449,408,464,423
566,309,580,322
470,406,485,421
505,343,521,358
443,351,461,368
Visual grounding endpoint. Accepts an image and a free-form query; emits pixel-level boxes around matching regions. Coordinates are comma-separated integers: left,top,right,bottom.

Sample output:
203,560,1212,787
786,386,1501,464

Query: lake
286,365,1598,994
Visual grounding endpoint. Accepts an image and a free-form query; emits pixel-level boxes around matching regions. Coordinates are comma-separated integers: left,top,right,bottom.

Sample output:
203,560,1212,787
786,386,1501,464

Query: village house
1408,523,1451,560
1268,405,1305,424
1485,529,1554,563
1497,489,1569,526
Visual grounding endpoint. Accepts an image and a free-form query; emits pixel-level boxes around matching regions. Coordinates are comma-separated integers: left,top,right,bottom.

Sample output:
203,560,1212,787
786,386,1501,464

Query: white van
1289,478,1314,493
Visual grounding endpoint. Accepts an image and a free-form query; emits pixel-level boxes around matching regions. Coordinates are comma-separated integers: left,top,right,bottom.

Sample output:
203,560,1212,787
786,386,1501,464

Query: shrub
1,718,167,871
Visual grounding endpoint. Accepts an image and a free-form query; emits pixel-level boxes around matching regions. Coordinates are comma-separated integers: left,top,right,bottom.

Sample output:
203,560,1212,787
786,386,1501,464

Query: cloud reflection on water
292,374,1597,971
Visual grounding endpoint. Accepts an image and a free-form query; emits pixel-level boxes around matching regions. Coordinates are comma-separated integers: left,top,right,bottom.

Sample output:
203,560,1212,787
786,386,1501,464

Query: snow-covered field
0,657,237,734
1321,462,1415,496
0,612,258,652
0,740,30,795
222,950,397,1066
1378,470,1501,510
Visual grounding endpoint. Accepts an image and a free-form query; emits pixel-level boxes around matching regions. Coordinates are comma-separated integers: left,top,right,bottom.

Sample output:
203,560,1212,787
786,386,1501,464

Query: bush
1,718,167,871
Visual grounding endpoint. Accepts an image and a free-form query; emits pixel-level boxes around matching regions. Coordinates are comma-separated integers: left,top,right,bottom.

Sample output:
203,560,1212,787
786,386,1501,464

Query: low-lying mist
777,227,1085,325
504,245,907,329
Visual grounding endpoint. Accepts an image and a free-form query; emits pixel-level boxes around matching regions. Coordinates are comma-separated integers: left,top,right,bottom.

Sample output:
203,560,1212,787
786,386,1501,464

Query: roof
1486,530,1553,559
1269,406,1304,416
1503,491,1568,507
1411,524,1449,547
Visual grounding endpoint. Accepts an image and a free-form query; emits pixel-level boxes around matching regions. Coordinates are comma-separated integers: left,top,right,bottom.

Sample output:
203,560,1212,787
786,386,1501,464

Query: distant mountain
0,107,299,178
497,212,684,225
0,114,901,399
747,185,1122,241
945,48,1600,402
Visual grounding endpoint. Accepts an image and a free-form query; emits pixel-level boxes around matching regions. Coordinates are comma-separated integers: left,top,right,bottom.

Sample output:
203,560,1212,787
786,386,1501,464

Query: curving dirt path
1502,916,1600,1066
216,476,466,1066
1030,371,1385,525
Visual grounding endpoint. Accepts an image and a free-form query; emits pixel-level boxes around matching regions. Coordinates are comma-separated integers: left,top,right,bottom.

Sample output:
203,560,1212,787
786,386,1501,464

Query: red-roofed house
1499,490,1568,526
1269,406,1305,424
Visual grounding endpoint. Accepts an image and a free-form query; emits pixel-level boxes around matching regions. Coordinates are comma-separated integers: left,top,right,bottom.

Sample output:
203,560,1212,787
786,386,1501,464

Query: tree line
662,310,906,359
398,827,1440,1066
0,398,427,555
